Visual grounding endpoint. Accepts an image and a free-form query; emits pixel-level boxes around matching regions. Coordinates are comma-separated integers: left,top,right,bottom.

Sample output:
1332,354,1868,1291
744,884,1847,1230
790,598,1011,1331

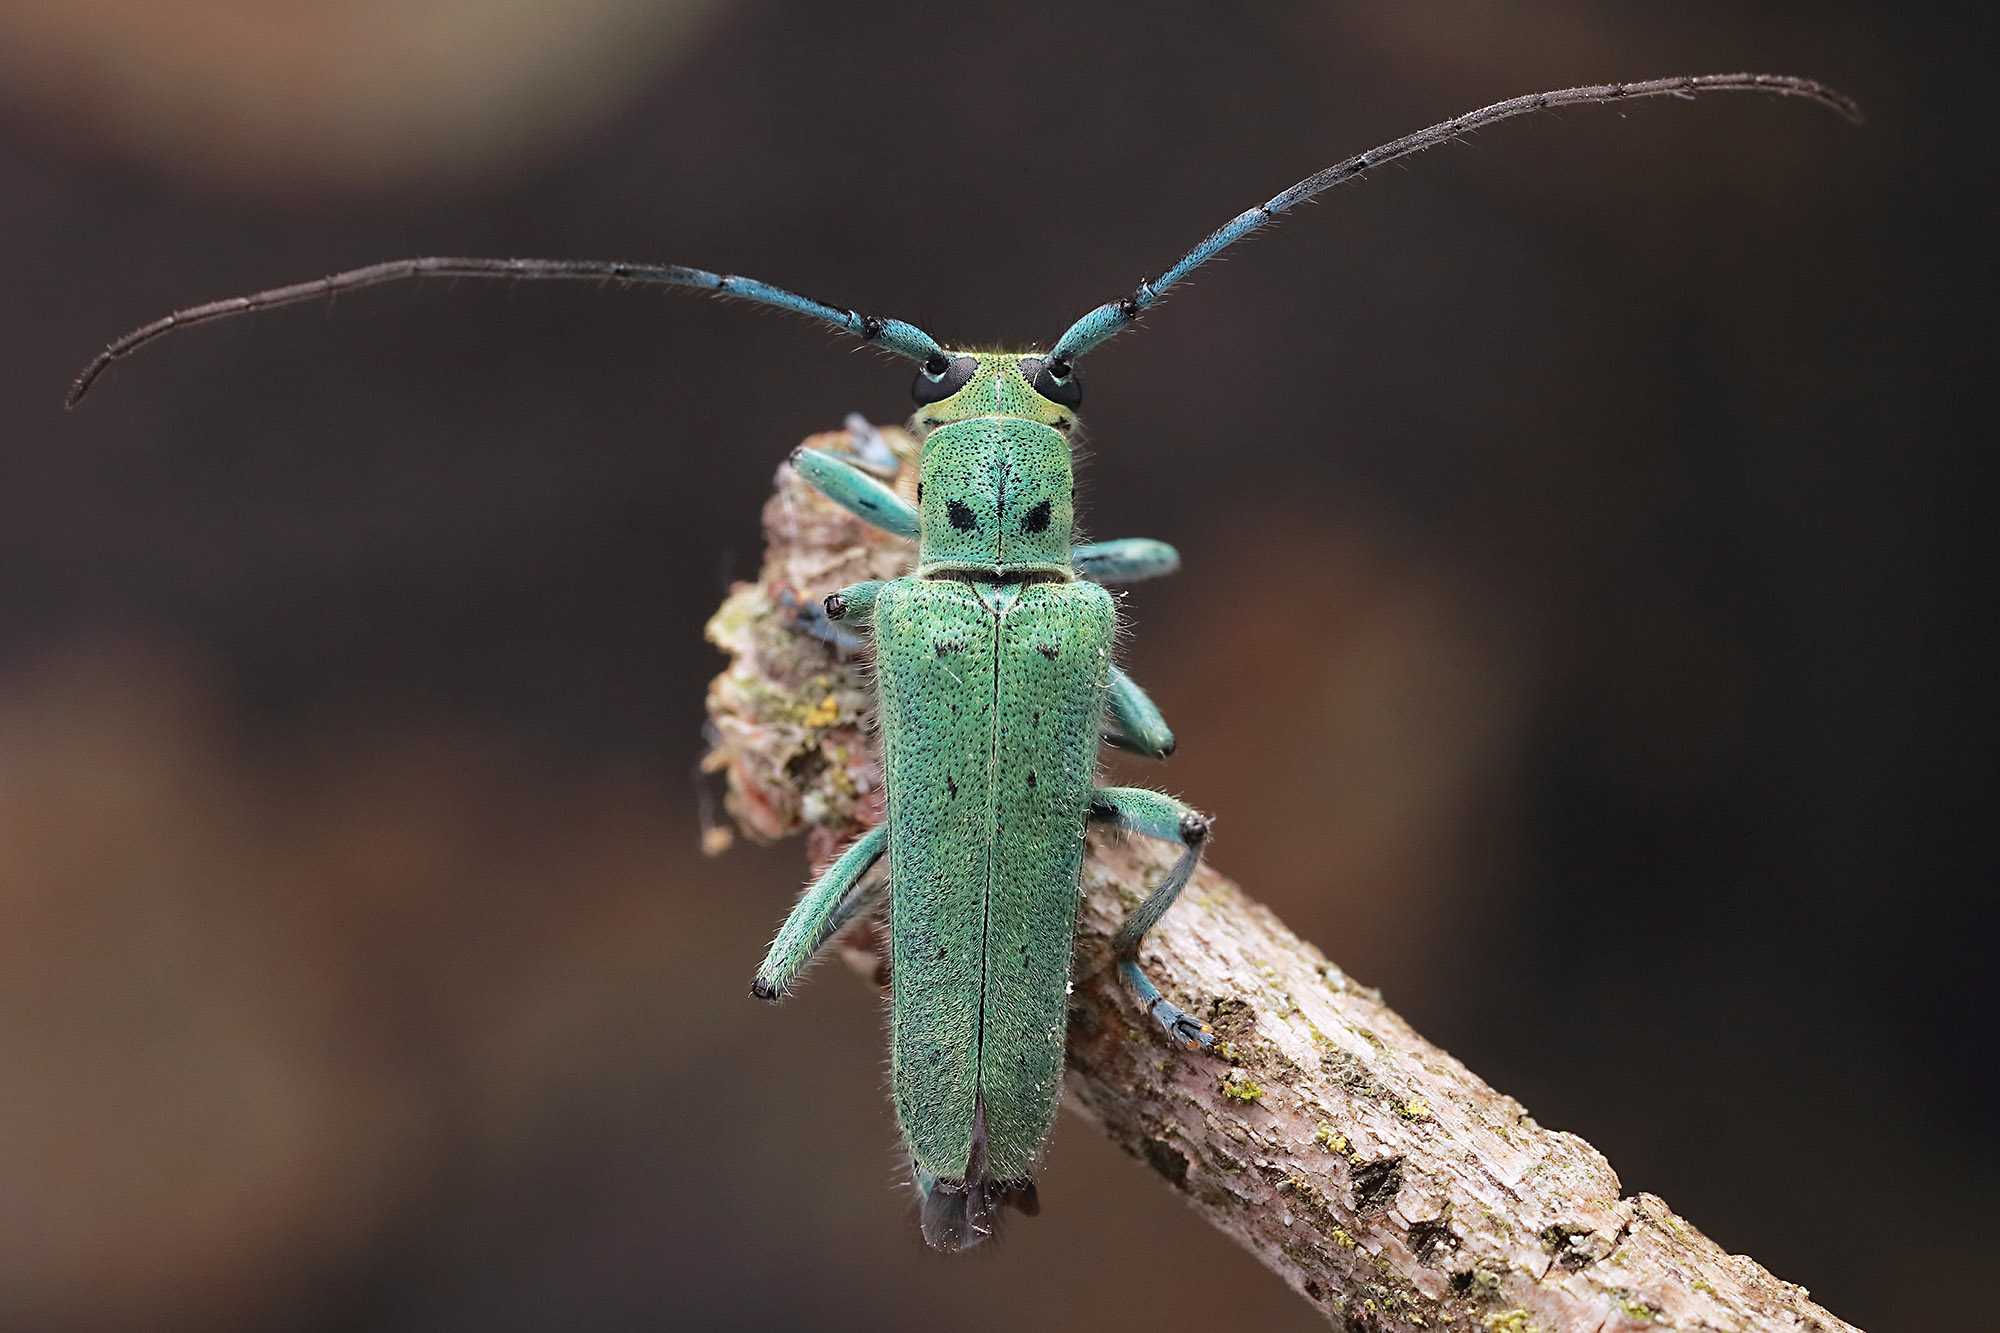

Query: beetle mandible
69,73,1860,1252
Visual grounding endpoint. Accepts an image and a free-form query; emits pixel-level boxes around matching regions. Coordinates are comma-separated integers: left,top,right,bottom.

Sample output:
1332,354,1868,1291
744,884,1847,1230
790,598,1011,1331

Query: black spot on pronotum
1025,771,1037,787
915,481,923,504
912,354,979,405
947,500,977,531
1350,1155,1404,1216
1022,499,1052,533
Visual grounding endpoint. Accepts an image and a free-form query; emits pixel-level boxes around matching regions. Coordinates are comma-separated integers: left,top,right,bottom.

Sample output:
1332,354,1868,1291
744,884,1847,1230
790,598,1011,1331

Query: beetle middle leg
752,824,888,1000
1102,665,1175,758
1087,786,1216,1051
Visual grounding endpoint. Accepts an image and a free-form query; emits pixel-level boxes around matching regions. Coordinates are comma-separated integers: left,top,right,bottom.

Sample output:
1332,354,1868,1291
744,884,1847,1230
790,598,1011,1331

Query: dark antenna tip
63,256,945,408
1049,71,1862,363
64,367,98,410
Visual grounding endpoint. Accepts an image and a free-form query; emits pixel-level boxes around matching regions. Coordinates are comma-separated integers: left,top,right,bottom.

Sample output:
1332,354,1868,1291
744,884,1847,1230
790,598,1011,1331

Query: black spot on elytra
1025,771,1036,787
1022,499,1052,533
1350,1155,1404,1216
947,499,977,531
1036,642,1059,660
935,945,946,961
915,481,923,503
945,774,958,799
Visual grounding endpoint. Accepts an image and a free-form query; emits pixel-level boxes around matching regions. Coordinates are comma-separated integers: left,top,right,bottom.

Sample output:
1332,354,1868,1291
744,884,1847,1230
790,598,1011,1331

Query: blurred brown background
1,1,1990,1329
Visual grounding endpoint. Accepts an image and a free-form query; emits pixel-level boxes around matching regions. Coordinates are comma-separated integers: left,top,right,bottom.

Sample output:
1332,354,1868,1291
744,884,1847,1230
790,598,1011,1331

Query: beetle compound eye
912,354,979,405
1021,357,1082,408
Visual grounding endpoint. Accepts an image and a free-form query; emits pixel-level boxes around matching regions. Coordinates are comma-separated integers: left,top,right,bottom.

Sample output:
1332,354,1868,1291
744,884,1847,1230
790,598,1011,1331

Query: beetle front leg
1087,786,1216,1050
790,446,919,540
752,824,888,1000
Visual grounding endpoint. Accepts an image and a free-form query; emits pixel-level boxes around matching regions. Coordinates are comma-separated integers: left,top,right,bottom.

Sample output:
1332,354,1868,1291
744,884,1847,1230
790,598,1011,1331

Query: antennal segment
1048,73,1861,366
68,257,945,407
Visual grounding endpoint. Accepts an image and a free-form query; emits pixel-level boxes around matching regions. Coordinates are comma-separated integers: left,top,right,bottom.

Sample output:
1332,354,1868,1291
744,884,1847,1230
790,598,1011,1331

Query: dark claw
1149,998,1216,1052
750,978,780,1002
1172,1016,1216,1051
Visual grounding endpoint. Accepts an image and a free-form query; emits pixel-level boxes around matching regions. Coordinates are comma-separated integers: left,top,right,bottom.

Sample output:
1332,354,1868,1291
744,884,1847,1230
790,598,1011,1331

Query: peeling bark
704,421,1861,1333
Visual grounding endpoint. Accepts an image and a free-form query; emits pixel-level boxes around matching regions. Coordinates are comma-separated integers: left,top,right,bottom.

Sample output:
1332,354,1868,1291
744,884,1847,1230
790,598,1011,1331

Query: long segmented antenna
68,257,945,407
1048,73,1861,367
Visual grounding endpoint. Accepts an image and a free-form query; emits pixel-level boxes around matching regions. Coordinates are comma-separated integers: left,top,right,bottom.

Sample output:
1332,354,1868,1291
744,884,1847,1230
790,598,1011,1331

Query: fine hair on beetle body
68,72,1859,1253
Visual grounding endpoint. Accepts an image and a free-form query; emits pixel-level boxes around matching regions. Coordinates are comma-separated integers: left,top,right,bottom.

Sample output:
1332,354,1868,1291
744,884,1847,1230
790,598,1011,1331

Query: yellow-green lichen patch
1398,1097,1432,1120
1313,1121,1349,1153
1280,1239,1335,1274
1484,1310,1537,1333
1219,1070,1265,1102
1275,1173,1343,1235
1613,1290,1665,1324
1449,1266,1506,1306
1332,1226,1357,1249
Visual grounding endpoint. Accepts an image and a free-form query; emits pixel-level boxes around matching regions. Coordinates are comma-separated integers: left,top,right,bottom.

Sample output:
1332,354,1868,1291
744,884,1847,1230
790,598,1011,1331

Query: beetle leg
1071,537,1180,585
752,824,889,1000
790,446,919,540
776,586,869,654
1101,665,1175,758
1087,787,1216,1050
821,579,882,631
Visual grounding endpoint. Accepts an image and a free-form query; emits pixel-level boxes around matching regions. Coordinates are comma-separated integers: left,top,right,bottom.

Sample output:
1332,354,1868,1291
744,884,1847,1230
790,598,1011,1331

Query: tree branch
703,421,1861,1333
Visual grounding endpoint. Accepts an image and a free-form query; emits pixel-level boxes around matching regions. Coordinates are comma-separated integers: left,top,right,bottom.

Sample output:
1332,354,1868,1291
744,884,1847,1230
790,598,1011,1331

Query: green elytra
65,75,1860,1252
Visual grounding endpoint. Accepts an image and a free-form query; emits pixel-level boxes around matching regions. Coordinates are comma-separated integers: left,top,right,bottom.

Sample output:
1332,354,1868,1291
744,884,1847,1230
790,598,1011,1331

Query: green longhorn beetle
70,74,1858,1251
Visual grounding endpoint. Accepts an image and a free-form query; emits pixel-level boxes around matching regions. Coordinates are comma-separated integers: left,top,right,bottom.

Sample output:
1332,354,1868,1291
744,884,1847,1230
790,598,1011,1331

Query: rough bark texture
704,421,1862,1333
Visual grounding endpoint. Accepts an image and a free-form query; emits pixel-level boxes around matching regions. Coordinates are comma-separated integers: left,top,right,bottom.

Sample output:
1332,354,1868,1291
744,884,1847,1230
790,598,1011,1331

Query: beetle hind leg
751,825,887,1000
1089,786,1218,1051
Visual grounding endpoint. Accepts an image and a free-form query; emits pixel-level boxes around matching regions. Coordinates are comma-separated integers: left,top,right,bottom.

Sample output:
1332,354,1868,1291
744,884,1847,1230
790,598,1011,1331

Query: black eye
1020,356,1082,408
912,354,979,405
